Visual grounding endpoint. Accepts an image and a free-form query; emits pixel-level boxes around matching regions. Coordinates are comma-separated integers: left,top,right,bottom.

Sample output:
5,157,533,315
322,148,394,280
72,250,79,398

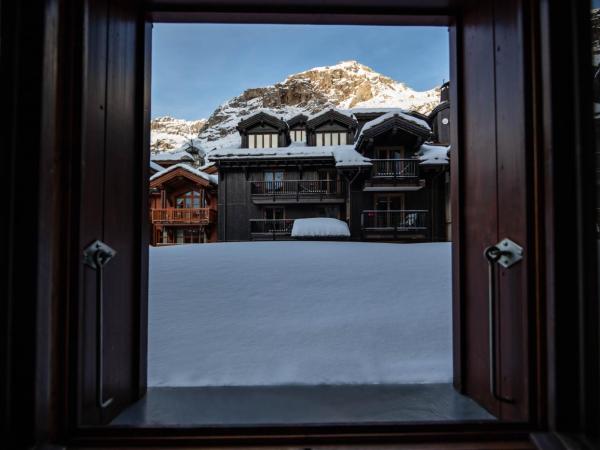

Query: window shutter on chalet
77,0,147,425
452,0,531,421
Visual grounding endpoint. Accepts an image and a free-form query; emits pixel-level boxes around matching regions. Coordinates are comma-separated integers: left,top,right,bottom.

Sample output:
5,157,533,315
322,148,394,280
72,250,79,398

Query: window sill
110,383,494,427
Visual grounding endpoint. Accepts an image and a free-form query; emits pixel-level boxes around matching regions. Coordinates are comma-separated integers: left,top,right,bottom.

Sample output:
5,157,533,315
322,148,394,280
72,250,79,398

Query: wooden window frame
249,132,278,148
316,131,345,146
175,190,204,208
264,206,285,221
71,5,541,445
6,0,599,448
374,193,406,211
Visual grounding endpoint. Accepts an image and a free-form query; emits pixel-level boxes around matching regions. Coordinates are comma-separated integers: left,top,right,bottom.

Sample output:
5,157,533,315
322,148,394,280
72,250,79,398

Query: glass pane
145,22,468,428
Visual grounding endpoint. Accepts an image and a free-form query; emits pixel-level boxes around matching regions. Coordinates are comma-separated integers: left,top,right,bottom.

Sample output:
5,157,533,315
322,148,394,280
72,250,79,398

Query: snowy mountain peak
152,61,443,153
294,60,375,76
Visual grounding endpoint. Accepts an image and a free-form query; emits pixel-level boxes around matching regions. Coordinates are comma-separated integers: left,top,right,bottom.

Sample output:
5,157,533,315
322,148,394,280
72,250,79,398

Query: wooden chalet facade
210,98,451,242
149,163,218,245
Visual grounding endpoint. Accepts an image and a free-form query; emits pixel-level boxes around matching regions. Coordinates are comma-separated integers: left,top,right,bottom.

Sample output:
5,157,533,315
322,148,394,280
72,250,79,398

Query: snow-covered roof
199,161,216,171
418,143,450,165
307,108,355,121
332,146,372,167
348,107,413,115
291,218,351,238
237,111,289,131
151,150,195,162
150,161,165,173
209,144,371,168
355,111,432,147
149,162,218,185
361,111,430,134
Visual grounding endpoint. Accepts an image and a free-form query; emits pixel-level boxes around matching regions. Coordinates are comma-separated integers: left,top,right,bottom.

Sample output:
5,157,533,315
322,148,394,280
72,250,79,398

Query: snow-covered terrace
148,241,452,387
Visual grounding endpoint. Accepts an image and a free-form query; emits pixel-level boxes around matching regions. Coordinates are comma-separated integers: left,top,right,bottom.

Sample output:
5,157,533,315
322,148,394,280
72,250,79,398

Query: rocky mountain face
150,116,207,153
151,60,443,153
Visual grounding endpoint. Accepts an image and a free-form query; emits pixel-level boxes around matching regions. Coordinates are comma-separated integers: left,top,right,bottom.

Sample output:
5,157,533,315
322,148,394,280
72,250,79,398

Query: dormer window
316,131,347,146
248,133,279,149
290,129,306,142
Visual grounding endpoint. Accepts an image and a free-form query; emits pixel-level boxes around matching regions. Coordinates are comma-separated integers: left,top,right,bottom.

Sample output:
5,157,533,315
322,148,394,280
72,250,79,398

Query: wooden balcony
371,159,419,178
361,210,428,239
249,180,345,204
249,219,294,239
150,208,216,225
364,159,424,192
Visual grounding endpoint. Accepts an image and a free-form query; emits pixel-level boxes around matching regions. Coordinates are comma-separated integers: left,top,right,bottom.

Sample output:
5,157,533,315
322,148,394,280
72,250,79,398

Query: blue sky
152,24,449,120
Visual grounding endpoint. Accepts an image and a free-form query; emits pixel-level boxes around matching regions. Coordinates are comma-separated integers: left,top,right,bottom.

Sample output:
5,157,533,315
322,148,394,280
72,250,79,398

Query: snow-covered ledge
291,218,351,239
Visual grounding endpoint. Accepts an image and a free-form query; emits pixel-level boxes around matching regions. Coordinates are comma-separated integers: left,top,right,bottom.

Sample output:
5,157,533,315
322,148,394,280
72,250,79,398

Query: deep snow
148,241,452,387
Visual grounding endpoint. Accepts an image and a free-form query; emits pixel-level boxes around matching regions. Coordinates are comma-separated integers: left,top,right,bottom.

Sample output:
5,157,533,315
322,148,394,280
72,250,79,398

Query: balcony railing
250,179,344,200
371,159,419,178
249,219,294,235
151,207,216,225
361,210,428,231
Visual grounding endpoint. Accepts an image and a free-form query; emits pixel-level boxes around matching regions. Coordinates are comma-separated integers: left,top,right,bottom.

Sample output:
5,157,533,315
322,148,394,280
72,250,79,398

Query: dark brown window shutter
452,0,531,422
77,0,148,425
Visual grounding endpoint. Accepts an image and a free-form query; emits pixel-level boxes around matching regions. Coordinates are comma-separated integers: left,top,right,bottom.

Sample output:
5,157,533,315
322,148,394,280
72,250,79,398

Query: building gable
237,111,288,133
149,164,216,190
354,112,432,152
306,109,357,131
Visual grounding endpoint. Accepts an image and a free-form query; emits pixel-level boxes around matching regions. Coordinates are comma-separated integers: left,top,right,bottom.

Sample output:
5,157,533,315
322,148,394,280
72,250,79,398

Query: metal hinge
486,238,523,269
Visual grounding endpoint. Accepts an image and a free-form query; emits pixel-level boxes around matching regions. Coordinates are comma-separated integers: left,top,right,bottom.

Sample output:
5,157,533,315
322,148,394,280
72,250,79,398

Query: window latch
83,240,117,409
484,238,523,404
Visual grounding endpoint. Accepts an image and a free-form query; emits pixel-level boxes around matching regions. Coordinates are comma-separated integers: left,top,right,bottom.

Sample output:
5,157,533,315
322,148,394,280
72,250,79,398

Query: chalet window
249,133,278,148
376,148,405,159
264,206,285,220
316,131,347,146
175,228,202,244
290,129,306,142
375,193,406,211
175,190,205,208
264,170,284,192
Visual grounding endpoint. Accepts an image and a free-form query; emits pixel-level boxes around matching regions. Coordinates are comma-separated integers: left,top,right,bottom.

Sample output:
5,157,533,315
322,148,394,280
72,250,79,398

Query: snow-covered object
148,242,452,386
149,162,218,185
151,149,195,162
333,145,372,167
291,218,351,238
418,144,450,165
356,111,431,143
150,161,165,173
209,144,371,168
